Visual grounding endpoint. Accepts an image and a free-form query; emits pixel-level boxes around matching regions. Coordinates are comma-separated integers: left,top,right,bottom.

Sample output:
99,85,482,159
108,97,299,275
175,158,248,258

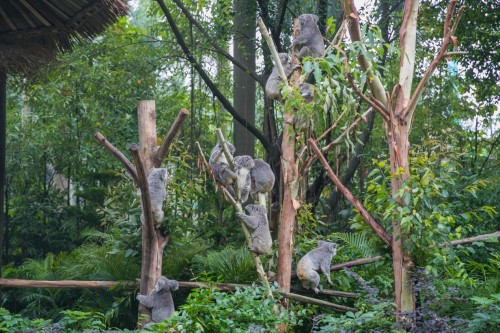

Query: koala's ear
312,14,318,23
318,240,326,247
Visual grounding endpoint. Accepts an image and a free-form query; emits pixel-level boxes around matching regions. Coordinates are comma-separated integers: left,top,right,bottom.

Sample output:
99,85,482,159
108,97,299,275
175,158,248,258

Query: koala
139,168,168,228
231,155,255,202
250,159,275,199
209,142,237,186
296,241,337,293
265,53,293,100
299,83,314,104
291,14,325,60
137,276,179,322
209,141,236,166
236,204,273,255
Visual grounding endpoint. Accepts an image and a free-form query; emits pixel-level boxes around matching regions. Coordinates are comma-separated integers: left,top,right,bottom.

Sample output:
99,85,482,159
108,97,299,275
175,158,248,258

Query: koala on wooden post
236,204,272,255
137,276,179,322
296,241,337,293
209,142,237,186
291,14,325,60
139,168,168,228
265,53,293,101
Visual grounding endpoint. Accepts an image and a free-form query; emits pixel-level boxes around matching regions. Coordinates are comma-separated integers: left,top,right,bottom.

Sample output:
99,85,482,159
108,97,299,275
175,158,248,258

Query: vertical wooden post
136,100,165,325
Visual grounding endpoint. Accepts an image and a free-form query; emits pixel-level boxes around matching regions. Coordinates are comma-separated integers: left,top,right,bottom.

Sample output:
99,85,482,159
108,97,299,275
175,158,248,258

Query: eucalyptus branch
309,138,392,247
94,132,138,183
444,51,468,57
257,17,289,83
402,0,459,122
154,108,189,167
325,39,390,121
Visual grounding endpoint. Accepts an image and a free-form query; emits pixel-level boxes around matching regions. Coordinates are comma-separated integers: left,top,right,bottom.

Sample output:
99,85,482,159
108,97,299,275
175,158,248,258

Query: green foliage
191,246,256,283
467,294,500,333
145,284,302,333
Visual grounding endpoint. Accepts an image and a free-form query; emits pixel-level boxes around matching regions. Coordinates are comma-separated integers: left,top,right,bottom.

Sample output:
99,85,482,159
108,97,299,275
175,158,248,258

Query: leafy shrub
146,283,302,333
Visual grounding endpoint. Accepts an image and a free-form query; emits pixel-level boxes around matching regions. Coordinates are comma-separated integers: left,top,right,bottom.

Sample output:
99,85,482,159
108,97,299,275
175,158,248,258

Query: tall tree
233,0,257,156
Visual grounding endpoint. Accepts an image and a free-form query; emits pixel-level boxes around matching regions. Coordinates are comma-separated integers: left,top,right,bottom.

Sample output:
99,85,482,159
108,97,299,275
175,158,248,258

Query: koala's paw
313,288,320,294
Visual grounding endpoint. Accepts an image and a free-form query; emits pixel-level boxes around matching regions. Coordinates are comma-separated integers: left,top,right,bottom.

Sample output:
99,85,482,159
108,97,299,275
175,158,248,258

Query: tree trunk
233,0,256,156
135,101,168,325
0,71,6,272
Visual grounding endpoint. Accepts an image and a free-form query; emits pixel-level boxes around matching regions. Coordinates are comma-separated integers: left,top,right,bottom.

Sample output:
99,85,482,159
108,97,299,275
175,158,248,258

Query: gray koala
137,276,179,322
296,241,337,293
231,155,255,202
139,168,168,228
265,53,293,101
209,142,237,186
291,14,325,60
299,83,314,104
250,159,275,199
236,204,272,255
209,141,236,165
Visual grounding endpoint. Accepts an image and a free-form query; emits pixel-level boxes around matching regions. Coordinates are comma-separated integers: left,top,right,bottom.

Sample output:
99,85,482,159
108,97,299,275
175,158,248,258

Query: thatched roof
0,0,128,73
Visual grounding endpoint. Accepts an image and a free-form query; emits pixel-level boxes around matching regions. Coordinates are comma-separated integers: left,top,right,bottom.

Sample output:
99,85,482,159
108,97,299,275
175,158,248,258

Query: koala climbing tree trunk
95,101,188,327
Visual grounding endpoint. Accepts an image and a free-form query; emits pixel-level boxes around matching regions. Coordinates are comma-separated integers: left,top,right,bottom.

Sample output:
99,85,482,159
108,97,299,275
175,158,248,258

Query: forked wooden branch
154,108,190,167
197,135,272,297
94,132,138,183
257,17,289,83
309,138,392,247
129,144,156,237
402,1,463,121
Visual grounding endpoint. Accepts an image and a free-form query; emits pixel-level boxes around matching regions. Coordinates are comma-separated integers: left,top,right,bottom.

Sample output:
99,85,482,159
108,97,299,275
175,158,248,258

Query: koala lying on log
137,276,179,322
296,241,337,293
236,204,273,255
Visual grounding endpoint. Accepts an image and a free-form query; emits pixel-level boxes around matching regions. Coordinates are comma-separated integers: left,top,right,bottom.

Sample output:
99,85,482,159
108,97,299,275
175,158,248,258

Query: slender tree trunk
233,0,256,156
0,71,6,272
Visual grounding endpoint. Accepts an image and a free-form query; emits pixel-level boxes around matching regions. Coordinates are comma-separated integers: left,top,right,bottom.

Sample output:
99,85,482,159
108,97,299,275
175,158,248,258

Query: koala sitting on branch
236,204,272,255
250,159,275,204
265,52,293,101
137,276,179,322
296,241,337,293
209,141,237,187
291,14,325,60
227,155,255,203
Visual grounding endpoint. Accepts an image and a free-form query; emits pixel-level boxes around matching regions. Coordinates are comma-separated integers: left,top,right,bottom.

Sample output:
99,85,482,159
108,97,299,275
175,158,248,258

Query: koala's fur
291,14,325,60
232,155,255,202
265,53,293,101
250,159,275,199
139,168,168,228
209,142,237,186
296,241,337,293
137,276,179,322
236,204,272,255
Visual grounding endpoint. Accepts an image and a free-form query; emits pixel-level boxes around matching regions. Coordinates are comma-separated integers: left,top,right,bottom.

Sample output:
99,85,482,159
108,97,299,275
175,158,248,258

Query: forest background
0,0,498,332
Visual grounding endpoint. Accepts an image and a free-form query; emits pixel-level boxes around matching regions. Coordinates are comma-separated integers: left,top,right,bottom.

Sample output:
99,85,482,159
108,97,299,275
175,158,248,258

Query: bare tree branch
94,132,138,183
171,0,265,87
155,108,189,167
155,0,270,150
